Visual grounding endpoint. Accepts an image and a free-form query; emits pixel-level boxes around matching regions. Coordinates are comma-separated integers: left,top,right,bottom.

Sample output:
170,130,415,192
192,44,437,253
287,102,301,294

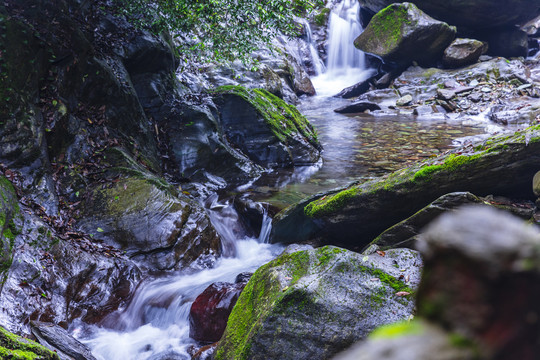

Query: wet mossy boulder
443,38,486,68
354,3,456,66
214,246,422,360
0,326,59,360
211,86,322,168
359,0,540,31
270,124,540,249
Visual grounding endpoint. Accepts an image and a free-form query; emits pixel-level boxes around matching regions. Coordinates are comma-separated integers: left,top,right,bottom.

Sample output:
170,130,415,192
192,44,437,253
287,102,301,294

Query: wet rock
443,38,486,68
436,89,455,101
0,177,21,276
331,320,477,360
0,326,59,360
212,86,321,168
76,161,221,271
396,95,413,106
416,206,540,358
368,192,484,250
523,15,540,36
270,125,540,249
534,171,540,196
412,105,445,116
31,321,97,360
484,27,529,58
335,77,375,99
488,99,540,126
354,3,456,66
189,282,247,343
359,0,540,31
334,102,381,114
215,246,422,360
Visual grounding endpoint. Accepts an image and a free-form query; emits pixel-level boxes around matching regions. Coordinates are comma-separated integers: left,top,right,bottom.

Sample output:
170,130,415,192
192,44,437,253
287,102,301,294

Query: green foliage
113,0,324,65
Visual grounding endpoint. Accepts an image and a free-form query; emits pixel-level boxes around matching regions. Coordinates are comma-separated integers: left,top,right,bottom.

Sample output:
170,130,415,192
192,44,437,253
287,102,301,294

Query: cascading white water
312,0,375,96
74,198,283,360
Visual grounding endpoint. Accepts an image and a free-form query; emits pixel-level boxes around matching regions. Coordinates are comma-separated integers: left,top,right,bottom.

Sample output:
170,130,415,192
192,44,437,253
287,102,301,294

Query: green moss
368,4,414,52
304,186,359,218
370,320,424,339
0,327,59,360
314,8,330,26
413,153,483,181
210,85,319,146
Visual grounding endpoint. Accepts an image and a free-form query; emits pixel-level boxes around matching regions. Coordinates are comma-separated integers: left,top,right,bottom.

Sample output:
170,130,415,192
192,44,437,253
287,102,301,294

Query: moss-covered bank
0,326,59,360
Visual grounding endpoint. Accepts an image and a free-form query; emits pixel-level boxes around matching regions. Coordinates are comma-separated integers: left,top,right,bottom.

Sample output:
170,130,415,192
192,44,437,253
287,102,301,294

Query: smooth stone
436,88,455,100
334,102,381,114
396,95,413,106
443,38,486,68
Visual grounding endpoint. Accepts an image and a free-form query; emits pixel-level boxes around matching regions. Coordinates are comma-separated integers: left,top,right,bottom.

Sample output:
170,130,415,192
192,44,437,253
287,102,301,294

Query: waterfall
326,0,365,72
312,0,374,96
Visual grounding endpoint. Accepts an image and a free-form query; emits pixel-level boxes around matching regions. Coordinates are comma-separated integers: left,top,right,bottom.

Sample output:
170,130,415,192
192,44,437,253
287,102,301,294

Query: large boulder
212,86,322,168
484,27,529,58
214,246,422,360
442,38,486,68
354,3,456,66
270,124,540,249
416,206,540,358
359,0,540,31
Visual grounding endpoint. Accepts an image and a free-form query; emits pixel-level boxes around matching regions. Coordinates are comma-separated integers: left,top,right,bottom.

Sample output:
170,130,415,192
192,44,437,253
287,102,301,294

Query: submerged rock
214,246,422,360
443,38,486,68
354,3,456,66
0,326,59,359
212,86,321,168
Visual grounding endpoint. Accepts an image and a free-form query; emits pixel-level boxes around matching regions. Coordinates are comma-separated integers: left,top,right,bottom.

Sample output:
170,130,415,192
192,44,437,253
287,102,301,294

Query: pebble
481,87,492,93
469,79,479,87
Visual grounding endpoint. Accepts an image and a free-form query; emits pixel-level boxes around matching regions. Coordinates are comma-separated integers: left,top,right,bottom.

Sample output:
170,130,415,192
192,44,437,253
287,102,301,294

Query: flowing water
75,1,504,358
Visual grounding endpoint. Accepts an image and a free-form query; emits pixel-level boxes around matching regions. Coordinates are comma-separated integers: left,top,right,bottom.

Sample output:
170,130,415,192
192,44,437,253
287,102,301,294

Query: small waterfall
326,0,365,72
312,0,375,96
76,197,282,360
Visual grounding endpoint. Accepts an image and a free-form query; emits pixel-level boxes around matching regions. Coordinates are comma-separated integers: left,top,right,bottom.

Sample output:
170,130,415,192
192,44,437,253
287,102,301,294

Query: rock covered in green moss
211,86,321,168
354,3,455,65
0,326,59,360
332,320,477,360
0,176,21,276
214,246,422,360
270,124,540,249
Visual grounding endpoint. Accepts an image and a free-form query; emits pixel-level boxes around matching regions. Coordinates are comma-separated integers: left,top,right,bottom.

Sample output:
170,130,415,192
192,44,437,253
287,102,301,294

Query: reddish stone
189,281,247,343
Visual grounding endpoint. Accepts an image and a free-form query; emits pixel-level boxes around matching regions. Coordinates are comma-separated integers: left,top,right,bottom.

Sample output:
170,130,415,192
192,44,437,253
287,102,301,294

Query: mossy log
270,124,540,250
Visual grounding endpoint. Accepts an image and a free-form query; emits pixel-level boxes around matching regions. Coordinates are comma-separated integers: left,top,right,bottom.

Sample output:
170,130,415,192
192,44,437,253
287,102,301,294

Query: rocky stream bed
1,0,540,359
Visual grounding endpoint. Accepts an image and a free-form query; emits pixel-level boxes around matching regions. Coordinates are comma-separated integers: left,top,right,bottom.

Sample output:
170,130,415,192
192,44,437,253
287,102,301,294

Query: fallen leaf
376,250,386,257
395,291,410,297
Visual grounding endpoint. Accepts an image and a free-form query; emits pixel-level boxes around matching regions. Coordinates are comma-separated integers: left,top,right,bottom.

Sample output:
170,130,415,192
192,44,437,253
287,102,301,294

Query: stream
73,1,505,358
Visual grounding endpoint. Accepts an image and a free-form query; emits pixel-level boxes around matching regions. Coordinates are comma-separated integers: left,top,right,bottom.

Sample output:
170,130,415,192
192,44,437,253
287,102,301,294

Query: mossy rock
211,85,321,168
271,124,540,249
214,246,421,360
0,176,21,277
332,320,478,360
0,326,59,360
354,2,456,65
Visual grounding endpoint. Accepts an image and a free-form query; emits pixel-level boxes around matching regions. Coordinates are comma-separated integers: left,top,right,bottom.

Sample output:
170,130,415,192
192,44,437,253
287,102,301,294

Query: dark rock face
359,0,540,30
335,77,375,99
484,27,529,58
189,281,248,343
354,3,456,66
417,206,540,359
215,246,422,360
334,102,381,114
443,38,486,68
368,192,484,250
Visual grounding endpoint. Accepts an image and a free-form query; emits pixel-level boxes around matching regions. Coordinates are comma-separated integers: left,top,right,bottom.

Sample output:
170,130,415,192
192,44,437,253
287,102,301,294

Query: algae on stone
215,246,421,360
0,326,59,360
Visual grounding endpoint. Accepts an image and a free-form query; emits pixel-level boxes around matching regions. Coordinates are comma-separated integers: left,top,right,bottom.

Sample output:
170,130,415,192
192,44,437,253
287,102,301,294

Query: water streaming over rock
75,198,283,360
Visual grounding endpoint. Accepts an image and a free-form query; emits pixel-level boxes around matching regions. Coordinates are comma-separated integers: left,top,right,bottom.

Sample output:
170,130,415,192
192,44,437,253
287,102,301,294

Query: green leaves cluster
113,0,324,65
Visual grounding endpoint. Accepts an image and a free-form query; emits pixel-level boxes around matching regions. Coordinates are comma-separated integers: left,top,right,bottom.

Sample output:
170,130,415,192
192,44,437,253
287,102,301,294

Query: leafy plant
112,0,323,65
